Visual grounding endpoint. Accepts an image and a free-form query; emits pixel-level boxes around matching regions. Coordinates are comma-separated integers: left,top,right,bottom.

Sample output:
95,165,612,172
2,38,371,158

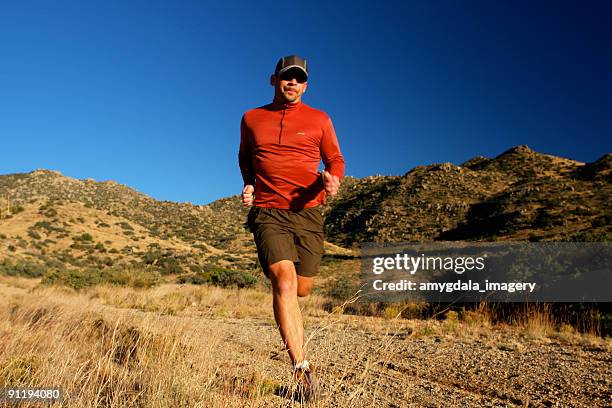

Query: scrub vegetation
0,276,610,407
0,146,610,406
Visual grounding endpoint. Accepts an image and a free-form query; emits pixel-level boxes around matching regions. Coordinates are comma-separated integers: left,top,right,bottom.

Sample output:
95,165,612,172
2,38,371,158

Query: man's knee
268,260,297,296
297,286,311,297
297,275,314,297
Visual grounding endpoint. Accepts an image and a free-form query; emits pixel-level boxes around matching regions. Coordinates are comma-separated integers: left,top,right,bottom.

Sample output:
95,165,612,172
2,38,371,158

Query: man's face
271,68,308,104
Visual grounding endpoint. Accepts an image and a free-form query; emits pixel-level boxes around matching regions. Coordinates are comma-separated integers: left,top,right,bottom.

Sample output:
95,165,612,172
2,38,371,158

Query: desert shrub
70,242,92,251
0,259,45,278
41,268,99,289
41,267,160,290
158,258,183,275
568,231,610,242
142,250,184,275
44,208,57,217
176,268,257,288
27,230,41,240
176,273,208,285
528,233,540,242
326,275,360,301
73,233,93,242
209,268,257,288
592,215,611,228
33,221,65,233
117,221,134,230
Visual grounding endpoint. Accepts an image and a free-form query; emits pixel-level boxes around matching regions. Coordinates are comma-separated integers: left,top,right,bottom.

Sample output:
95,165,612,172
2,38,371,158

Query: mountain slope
0,170,255,274
0,145,610,276
324,145,611,245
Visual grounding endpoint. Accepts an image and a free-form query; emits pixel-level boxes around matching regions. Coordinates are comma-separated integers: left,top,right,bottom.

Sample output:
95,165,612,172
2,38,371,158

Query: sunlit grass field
1,274,609,407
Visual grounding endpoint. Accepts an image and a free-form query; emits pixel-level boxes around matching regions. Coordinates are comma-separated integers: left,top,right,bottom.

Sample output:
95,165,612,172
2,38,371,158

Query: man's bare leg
268,260,312,365
297,274,313,298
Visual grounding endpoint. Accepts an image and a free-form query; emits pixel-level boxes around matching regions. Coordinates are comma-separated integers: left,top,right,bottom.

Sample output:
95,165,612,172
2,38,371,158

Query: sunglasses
278,69,307,83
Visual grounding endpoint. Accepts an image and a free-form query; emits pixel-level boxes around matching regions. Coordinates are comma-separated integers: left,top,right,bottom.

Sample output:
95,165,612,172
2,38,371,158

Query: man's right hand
322,170,340,197
242,185,255,206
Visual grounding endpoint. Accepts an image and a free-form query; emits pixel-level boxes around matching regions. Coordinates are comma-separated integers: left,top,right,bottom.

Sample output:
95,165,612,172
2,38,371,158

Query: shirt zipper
278,106,286,144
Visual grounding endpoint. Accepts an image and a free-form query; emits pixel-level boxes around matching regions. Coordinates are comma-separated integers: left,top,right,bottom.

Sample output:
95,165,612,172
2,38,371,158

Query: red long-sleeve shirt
239,100,345,209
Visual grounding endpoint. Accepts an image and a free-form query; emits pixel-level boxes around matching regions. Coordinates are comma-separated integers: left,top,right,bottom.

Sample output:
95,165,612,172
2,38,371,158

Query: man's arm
320,117,344,197
239,115,256,205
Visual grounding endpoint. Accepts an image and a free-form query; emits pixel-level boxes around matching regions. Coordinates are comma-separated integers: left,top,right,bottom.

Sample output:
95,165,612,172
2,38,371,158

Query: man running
238,55,345,400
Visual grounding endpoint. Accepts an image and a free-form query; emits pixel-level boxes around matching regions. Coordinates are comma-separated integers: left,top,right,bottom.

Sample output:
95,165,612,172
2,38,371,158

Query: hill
324,145,611,245
0,169,255,277
0,145,610,278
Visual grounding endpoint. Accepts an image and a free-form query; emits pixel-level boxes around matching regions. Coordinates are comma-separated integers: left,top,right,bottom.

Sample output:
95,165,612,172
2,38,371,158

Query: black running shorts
247,206,324,278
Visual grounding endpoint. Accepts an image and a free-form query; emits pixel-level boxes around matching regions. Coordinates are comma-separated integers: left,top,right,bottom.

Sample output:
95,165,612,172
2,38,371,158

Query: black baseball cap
274,55,308,80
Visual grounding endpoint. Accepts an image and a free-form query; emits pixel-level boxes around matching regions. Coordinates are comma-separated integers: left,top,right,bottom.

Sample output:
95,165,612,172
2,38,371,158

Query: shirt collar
270,98,302,111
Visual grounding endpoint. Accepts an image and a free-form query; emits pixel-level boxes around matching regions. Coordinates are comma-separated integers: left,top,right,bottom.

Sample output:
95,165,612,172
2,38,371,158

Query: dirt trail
196,315,611,407
1,281,610,407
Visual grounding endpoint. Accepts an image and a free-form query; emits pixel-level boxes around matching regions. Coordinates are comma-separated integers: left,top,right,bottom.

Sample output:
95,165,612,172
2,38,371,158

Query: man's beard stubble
282,87,299,103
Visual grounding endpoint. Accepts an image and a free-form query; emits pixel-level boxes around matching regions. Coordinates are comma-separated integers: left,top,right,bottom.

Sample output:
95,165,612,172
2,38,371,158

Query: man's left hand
322,170,340,197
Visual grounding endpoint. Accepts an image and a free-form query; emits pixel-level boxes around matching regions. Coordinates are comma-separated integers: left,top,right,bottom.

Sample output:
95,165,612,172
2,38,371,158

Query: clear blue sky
1,0,610,205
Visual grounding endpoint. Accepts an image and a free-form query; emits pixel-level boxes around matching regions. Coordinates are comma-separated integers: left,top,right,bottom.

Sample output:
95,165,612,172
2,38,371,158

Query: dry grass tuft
0,287,266,406
1,279,609,407
515,303,556,338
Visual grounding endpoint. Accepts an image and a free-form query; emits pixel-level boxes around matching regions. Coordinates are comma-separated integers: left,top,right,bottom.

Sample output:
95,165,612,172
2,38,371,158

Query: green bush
176,268,257,288
592,215,611,228
72,233,93,242
158,258,183,275
33,221,65,233
209,268,257,288
141,250,184,275
41,267,161,290
117,221,134,230
177,273,208,285
326,275,360,301
27,230,41,240
0,260,45,278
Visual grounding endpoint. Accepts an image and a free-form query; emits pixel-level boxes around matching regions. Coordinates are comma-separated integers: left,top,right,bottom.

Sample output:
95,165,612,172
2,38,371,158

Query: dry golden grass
86,283,328,320
1,287,240,407
1,278,609,407
0,281,402,407
517,303,556,338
